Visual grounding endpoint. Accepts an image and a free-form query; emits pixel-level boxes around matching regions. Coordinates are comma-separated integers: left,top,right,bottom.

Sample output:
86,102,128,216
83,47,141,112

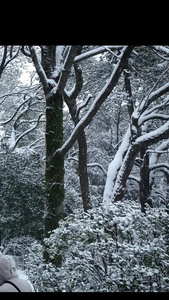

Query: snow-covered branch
74,46,124,63
0,97,31,126
139,113,169,124
136,120,169,146
57,46,134,157
132,82,169,122
153,46,169,56
58,46,79,93
86,162,107,175
138,95,169,125
9,113,44,151
29,46,49,90
52,46,65,79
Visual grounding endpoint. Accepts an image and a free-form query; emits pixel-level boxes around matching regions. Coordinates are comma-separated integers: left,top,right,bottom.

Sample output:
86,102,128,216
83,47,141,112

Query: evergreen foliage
0,149,45,241
23,200,169,292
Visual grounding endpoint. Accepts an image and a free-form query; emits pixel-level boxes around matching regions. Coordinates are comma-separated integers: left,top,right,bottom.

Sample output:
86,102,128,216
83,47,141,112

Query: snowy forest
0,45,169,292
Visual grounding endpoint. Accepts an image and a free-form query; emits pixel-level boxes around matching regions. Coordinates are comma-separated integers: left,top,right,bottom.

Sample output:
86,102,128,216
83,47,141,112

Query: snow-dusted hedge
24,200,169,292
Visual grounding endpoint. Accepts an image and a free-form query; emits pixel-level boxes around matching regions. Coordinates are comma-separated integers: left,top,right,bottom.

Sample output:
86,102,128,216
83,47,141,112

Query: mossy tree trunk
45,91,64,237
43,91,64,263
37,46,65,239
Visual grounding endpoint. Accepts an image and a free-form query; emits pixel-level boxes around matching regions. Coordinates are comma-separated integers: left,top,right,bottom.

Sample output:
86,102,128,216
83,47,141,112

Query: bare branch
150,163,169,171
68,157,107,175
128,175,140,184
20,46,31,57
75,95,93,120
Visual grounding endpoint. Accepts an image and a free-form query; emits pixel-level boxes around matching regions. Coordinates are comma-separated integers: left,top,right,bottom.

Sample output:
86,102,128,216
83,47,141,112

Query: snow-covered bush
24,200,169,292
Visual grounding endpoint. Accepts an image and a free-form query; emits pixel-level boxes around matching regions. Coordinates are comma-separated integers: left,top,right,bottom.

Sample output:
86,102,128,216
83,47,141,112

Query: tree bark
139,145,152,213
45,91,64,237
78,131,92,211
64,54,92,212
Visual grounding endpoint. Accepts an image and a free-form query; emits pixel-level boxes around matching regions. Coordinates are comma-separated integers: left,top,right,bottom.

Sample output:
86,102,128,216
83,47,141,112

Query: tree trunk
43,91,64,263
45,91,64,237
111,143,140,202
64,99,92,212
64,56,92,212
139,146,152,213
78,131,92,211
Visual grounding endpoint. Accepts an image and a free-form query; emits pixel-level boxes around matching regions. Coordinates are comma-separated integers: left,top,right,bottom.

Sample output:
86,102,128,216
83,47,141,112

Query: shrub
24,200,169,292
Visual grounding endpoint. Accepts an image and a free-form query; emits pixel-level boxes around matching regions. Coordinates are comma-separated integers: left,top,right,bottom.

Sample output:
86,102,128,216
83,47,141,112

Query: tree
2,45,169,235
0,46,20,79
103,46,169,211
0,46,45,241
2,45,169,288
20,46,134,250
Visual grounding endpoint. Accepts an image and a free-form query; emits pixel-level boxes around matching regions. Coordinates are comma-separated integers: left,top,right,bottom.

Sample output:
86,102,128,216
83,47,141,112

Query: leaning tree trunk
111,143,140,202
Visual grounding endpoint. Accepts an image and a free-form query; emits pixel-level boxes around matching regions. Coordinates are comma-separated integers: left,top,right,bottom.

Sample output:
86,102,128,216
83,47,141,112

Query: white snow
103,127,131,208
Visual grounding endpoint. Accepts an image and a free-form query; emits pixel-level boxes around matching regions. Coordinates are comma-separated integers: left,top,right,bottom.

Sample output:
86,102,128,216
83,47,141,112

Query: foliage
23,200,169,292
0,148,45,241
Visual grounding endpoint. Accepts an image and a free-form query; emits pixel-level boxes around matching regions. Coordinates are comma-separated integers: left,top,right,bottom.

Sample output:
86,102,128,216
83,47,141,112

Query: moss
45,91,64,236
